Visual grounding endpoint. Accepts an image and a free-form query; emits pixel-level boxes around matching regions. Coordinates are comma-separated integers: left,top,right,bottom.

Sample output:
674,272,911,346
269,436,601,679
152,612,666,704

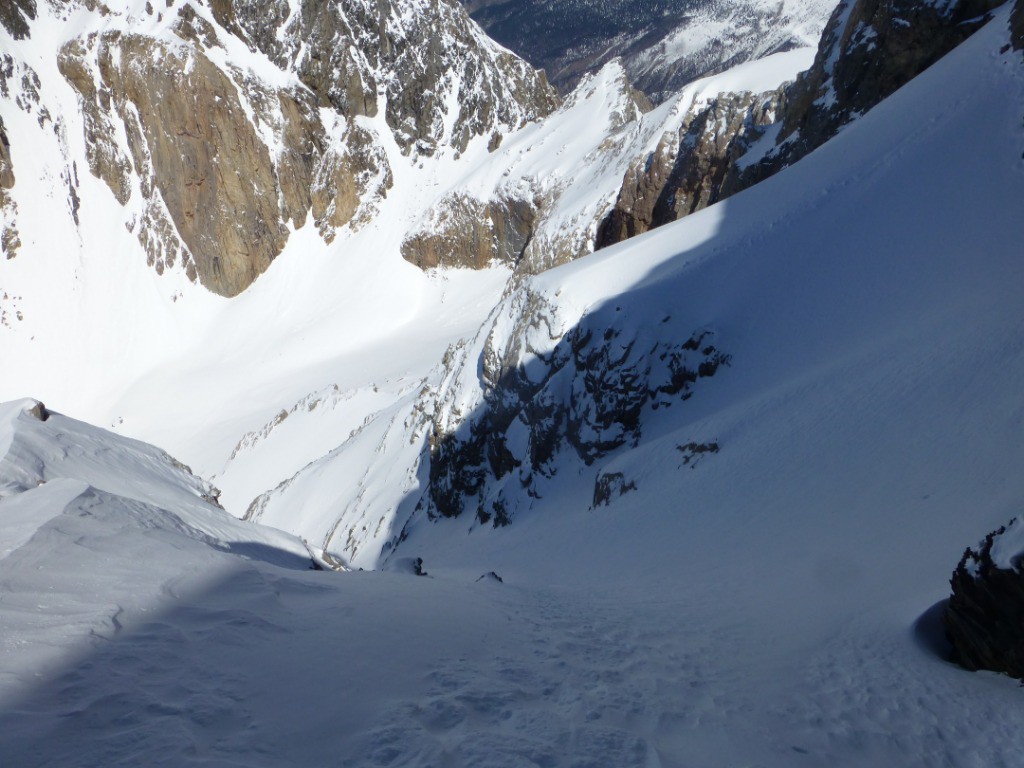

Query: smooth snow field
2,7,1024,768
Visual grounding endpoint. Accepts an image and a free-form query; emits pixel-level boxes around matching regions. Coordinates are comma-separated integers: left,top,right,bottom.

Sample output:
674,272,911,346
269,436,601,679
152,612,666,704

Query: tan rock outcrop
53,0,553,295
401,195,538,270
56,38,133,207
96,33,288,297
0,101,20,258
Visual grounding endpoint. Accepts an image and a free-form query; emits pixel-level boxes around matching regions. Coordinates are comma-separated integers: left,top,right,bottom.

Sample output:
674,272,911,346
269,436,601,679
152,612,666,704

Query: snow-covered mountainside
0,0,555,295
1,6,1023,764
461,0,837,101
401,47,814,274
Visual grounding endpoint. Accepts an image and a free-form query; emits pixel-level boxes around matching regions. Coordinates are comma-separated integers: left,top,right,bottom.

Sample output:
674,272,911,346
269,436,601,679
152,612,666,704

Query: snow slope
1,6,1024,768
0,0,814,570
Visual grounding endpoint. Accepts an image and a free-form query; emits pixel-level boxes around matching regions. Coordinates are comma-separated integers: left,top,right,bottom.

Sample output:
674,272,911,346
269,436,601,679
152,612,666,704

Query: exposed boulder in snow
946,519,1024,678
24,399,48,421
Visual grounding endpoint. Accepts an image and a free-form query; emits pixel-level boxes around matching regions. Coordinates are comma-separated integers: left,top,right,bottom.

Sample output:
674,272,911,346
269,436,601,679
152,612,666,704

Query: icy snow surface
1,5,1024,768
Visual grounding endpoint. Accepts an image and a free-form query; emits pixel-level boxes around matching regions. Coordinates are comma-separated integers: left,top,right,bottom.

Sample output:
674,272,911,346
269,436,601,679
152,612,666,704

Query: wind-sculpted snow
424,285,730,525
0,398,314,567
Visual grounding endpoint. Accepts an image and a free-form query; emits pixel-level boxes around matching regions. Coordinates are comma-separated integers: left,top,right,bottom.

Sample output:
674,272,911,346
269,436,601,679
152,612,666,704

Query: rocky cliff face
460,0,835,103
597,87,783,249
398,62,648,273
0,46,37,261
946,520,1024,678
62,31,291,295
401,194,539,270
734,0,1006,190
0,0,34,41
423,286,729,525
0,113,17,258
597,0,1007,250
6,0,555,296
222,0,558,156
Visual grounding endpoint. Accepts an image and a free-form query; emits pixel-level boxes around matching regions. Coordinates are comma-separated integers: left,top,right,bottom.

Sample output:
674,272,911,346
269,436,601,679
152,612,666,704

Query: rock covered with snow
400,49,814,274
946,518,1024,678
596,78,789,250
424,282,730,525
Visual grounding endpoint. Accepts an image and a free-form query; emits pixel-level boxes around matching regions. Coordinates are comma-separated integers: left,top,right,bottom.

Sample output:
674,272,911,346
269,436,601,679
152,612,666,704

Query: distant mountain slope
460,0,836,100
